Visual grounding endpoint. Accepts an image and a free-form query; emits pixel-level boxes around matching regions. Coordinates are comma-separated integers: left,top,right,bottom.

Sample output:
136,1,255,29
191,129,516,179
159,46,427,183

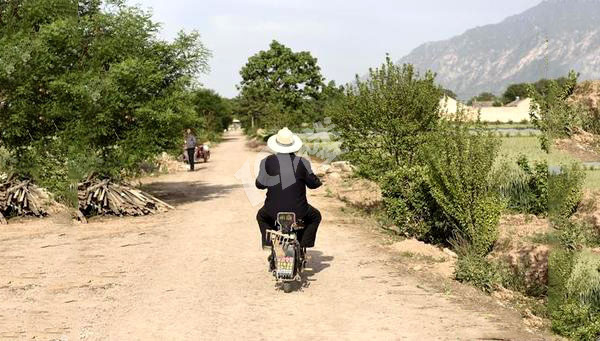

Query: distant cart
183,144,210,163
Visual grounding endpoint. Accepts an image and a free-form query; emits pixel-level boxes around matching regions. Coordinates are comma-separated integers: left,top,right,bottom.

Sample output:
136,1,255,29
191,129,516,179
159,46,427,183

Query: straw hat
267,127,303,153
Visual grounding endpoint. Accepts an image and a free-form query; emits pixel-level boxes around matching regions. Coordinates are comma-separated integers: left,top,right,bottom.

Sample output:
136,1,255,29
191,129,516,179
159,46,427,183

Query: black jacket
255,153,322,218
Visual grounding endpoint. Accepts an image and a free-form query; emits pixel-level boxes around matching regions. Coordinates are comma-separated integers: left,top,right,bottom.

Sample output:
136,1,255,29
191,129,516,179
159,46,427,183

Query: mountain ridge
398,0,600,99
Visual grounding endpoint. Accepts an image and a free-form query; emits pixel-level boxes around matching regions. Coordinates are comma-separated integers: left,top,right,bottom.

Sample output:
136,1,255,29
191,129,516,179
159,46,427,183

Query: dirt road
1,132,550,340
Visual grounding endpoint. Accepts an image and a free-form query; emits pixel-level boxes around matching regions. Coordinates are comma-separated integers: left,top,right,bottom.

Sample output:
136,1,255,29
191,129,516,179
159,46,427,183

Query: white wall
439,97,531,123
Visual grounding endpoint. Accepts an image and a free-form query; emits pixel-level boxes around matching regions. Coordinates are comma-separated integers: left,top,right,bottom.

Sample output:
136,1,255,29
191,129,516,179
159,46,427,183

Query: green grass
498,136,600,190
498,136,579,164
498,137,545,162
584,170,600,190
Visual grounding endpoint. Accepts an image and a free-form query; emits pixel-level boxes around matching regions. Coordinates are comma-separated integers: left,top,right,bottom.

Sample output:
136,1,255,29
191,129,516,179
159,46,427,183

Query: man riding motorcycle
255,127,322,250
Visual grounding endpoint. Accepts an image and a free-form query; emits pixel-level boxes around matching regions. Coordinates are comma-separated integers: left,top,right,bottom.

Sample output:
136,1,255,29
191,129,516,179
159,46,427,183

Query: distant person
185,129,197,171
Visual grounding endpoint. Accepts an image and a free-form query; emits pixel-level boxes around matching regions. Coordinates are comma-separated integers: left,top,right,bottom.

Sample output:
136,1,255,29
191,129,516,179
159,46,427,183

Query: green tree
191,88,233,136
502,83,529,104
501,77,570,105
237,40,324,129
0,0,210,202
304,80,345,124
534,77,569,97
467,92,498,106
329,57,444,241
529,71,578,152
329,56,442,177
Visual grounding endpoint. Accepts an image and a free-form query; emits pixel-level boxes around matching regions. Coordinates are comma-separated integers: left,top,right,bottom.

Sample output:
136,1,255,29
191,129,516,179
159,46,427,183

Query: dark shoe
268,254,275,272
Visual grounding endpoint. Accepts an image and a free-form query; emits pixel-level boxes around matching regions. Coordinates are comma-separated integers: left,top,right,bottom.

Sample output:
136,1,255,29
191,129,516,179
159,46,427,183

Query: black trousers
186,148,195,170
257,205,321,248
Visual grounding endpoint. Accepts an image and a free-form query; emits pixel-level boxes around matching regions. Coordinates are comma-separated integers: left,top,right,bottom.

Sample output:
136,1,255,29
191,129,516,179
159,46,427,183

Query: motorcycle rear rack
267,230,298,244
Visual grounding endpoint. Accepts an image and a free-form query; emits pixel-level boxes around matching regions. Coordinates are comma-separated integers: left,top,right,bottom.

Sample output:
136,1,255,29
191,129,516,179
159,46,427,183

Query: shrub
329,55,441,179
492,155,548,215
426,119,503,255
380,166,449,243
454,254,502,293
550,300,600,341
452,236,503,292
549,164,585,222
548,249,600,340
548,249,576,313
566,249,600,306
579,105,600,135
555,219,599,251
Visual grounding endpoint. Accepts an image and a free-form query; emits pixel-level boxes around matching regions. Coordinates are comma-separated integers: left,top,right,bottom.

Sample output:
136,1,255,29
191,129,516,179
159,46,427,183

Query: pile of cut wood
0,177,48,224
77,178,173,222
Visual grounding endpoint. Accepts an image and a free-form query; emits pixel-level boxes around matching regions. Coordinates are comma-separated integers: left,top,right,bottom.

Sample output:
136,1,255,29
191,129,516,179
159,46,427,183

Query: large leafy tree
329,56,442,176
191,88,233,136
502,83,530,104
0,0,210,200
237,40,324,129
467,92,500,106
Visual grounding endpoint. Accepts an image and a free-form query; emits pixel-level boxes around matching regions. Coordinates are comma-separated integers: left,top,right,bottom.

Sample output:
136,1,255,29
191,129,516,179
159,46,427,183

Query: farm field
499,136,600,189
499,136,571,163
584,170,600,189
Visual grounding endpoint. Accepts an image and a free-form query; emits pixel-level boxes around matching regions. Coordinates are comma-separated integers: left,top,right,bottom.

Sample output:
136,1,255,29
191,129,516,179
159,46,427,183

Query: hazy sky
134,0,543,98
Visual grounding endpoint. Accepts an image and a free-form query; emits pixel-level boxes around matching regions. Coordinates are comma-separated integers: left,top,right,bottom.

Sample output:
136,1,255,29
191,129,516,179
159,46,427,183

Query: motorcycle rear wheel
283,282,293,293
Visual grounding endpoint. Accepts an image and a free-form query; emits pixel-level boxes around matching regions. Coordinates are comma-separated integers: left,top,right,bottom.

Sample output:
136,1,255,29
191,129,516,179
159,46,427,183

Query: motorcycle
266,212,307,293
